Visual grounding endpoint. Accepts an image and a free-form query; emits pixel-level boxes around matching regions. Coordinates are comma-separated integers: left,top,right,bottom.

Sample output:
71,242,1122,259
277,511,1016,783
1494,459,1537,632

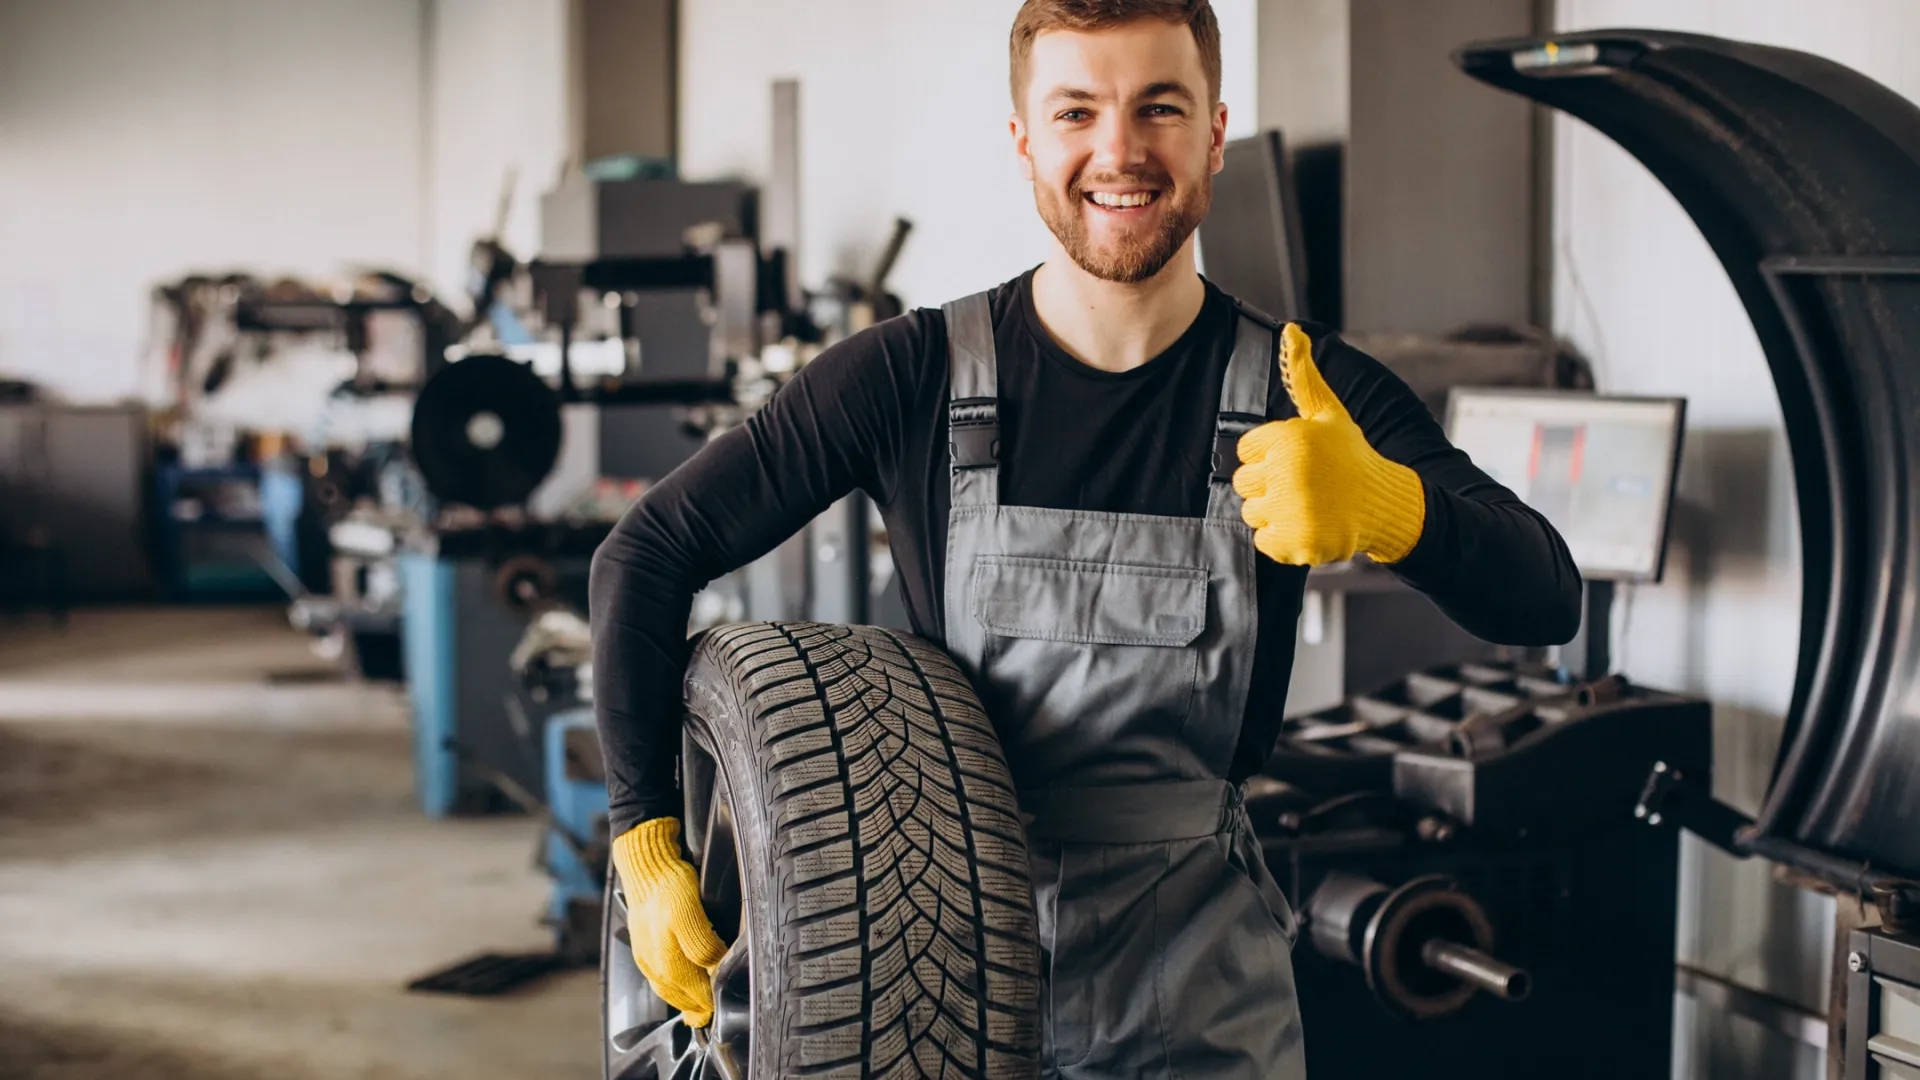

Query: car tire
602,621,1043,1079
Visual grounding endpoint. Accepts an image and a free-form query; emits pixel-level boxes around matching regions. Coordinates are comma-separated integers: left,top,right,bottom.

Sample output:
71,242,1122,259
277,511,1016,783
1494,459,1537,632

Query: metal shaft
1421,939,1532,1001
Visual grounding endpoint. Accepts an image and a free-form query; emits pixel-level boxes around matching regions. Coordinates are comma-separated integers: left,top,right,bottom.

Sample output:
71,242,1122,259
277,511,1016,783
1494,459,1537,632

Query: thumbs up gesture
1233,324,1427,566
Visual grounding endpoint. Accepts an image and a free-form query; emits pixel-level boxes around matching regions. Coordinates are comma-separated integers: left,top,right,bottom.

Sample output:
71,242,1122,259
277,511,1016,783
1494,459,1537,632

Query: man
589,0,1582,1075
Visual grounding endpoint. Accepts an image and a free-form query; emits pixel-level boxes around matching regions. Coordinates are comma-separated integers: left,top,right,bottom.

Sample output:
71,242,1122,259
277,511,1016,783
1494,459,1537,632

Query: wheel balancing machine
1251,387,1712,1079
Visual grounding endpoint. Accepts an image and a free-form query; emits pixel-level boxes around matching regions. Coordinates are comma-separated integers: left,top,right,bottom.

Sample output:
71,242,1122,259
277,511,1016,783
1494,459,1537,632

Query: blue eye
1058,109,1091,122
1145,104,1181,117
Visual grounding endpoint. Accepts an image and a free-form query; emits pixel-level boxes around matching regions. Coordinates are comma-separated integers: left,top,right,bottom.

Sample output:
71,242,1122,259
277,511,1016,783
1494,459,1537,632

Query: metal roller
1422,939,1532,1002
409,352,562,510
1304,871,1531,1019
492,554,558,616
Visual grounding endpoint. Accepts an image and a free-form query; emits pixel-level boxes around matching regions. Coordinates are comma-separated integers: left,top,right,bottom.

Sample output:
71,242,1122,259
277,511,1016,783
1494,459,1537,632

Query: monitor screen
1196,130,1308,321
1444,389,1686,581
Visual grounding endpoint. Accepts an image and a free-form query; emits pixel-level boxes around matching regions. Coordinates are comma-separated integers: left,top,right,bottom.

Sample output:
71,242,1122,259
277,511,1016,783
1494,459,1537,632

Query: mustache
1070,171,1172,195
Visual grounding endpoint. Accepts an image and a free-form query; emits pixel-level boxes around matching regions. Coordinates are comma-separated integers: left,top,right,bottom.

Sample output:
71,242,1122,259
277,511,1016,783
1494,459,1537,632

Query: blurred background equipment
0,401,148,608
408,353,564,512
385,82,919,994
1196,129,1311,322
393,79,910,825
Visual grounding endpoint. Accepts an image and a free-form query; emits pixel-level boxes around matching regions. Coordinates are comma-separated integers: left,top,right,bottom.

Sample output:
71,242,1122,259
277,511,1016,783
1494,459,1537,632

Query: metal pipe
1421,940,1532,1001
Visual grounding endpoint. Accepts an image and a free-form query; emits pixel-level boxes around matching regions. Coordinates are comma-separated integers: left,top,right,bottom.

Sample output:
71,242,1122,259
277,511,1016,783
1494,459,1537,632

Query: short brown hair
1009,0,1222,110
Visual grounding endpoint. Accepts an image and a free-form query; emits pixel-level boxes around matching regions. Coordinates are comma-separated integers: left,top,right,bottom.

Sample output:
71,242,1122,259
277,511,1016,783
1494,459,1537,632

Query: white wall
0,0,429,405
1256,0,1347,145
1550,2,1920,1075
677,0,1259,309
423,0,571,309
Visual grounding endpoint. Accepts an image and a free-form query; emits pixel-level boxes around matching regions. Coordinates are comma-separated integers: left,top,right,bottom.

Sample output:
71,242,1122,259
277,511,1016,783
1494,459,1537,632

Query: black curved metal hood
1454,30,1920,876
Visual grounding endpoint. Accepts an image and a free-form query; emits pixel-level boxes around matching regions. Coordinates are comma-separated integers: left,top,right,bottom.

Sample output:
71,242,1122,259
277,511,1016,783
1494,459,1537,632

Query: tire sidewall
684,667,784,1077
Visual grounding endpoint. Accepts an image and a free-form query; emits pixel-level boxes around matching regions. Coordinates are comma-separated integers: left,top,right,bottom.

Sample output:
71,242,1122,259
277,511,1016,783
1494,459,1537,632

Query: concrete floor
0,607,599,1079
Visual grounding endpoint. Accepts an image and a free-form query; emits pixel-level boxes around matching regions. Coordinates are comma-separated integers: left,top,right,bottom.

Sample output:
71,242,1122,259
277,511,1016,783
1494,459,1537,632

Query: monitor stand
1561,578,1616,682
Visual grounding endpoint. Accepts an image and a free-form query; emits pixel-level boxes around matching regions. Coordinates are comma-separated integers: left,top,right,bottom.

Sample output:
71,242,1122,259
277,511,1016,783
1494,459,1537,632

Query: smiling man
589,1,1582,1076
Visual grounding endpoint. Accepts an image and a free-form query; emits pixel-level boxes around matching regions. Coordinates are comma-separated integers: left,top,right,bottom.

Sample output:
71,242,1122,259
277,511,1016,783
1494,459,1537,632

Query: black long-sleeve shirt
590,270,1582,835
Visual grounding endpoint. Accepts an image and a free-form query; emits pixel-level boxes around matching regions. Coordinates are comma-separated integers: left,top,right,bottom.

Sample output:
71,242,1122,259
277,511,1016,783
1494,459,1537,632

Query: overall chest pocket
970,555,1210,758
972,555,1208,646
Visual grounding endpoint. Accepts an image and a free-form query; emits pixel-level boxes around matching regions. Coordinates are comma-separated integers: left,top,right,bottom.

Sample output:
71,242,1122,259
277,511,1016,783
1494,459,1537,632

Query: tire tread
686,621,1042,1078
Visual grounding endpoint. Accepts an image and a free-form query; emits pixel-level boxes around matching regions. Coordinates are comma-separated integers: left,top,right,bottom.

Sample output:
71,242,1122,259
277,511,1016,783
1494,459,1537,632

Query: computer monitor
1196,129,1310,321
1444,388,1686,582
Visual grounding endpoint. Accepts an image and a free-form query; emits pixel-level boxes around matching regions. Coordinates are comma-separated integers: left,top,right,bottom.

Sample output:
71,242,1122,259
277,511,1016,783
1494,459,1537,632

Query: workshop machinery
1844,927,1920,1079
146,265,473,649
1456,29,1920,1075
541,705,608,963
397,147,799,816
405,301,914,950
395,212,912,816
1263,663,1709,1078
403,609,615,995
399,528,599,816
1239,385,1700,1079
1213,32,1920,1068
285,444,427,682
0,401,151,606
397,80,914,820
399,193,917,1029
500,607,608,964
146,268,461,427
1457,23,1920,904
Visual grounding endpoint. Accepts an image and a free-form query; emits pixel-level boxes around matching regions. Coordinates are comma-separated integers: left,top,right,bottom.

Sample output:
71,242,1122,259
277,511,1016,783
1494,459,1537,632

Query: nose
1090,110,1149,173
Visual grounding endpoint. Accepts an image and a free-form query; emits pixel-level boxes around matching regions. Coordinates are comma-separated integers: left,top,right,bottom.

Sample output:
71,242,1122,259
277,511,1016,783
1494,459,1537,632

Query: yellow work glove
1233,323,1426,566
609,817,728,1027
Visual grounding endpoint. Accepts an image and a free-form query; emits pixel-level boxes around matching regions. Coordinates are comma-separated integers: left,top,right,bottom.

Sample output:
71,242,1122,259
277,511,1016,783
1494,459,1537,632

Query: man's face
1013,20,1227,284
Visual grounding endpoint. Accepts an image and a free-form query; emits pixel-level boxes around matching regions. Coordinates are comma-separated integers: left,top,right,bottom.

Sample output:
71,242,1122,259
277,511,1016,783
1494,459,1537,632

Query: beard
1035,167,1212,284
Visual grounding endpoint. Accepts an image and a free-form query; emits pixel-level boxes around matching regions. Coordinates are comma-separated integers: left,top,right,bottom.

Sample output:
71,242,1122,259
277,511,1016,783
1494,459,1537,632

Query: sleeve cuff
609,793,684,840
1386,478,1454,580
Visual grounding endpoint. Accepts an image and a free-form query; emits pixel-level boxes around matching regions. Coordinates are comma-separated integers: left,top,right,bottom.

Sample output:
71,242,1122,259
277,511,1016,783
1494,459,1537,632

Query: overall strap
943,291,1000,510
1208,301,1278,521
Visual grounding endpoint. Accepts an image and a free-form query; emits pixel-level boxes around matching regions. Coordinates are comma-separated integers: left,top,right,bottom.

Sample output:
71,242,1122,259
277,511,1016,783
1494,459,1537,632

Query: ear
1209,101,1229,174
1011,111,1035,181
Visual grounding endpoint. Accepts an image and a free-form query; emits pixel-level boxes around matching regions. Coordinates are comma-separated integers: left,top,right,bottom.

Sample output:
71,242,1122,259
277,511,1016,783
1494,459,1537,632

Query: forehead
1025,19,1205,104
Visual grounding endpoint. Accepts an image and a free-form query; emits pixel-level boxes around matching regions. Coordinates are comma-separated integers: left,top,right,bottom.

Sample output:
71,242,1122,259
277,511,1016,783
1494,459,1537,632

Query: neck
1029,241,1207,374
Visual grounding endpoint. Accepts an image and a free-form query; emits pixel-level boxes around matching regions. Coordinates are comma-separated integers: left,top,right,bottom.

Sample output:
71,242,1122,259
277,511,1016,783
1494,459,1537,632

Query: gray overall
940,292,1307,1079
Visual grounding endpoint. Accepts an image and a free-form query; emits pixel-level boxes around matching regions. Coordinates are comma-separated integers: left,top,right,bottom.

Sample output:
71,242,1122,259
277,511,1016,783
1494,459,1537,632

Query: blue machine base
399,553,461,817
544,707,610,959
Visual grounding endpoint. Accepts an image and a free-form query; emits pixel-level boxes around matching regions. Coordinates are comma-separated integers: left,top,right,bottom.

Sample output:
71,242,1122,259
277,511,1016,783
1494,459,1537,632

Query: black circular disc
410,353,562,510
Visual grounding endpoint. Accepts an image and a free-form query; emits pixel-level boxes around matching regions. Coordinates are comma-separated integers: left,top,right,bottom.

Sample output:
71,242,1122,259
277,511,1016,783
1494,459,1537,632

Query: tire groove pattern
685,621,1041,1078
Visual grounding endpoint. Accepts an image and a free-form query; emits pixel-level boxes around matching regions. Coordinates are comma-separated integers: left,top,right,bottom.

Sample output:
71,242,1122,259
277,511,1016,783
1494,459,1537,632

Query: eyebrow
1042,82,1198,107
1139,81,1197,105
1043,87,1101,105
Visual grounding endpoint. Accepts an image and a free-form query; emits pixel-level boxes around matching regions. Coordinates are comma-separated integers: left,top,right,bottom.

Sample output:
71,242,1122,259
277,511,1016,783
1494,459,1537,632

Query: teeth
1089,191,1156,208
